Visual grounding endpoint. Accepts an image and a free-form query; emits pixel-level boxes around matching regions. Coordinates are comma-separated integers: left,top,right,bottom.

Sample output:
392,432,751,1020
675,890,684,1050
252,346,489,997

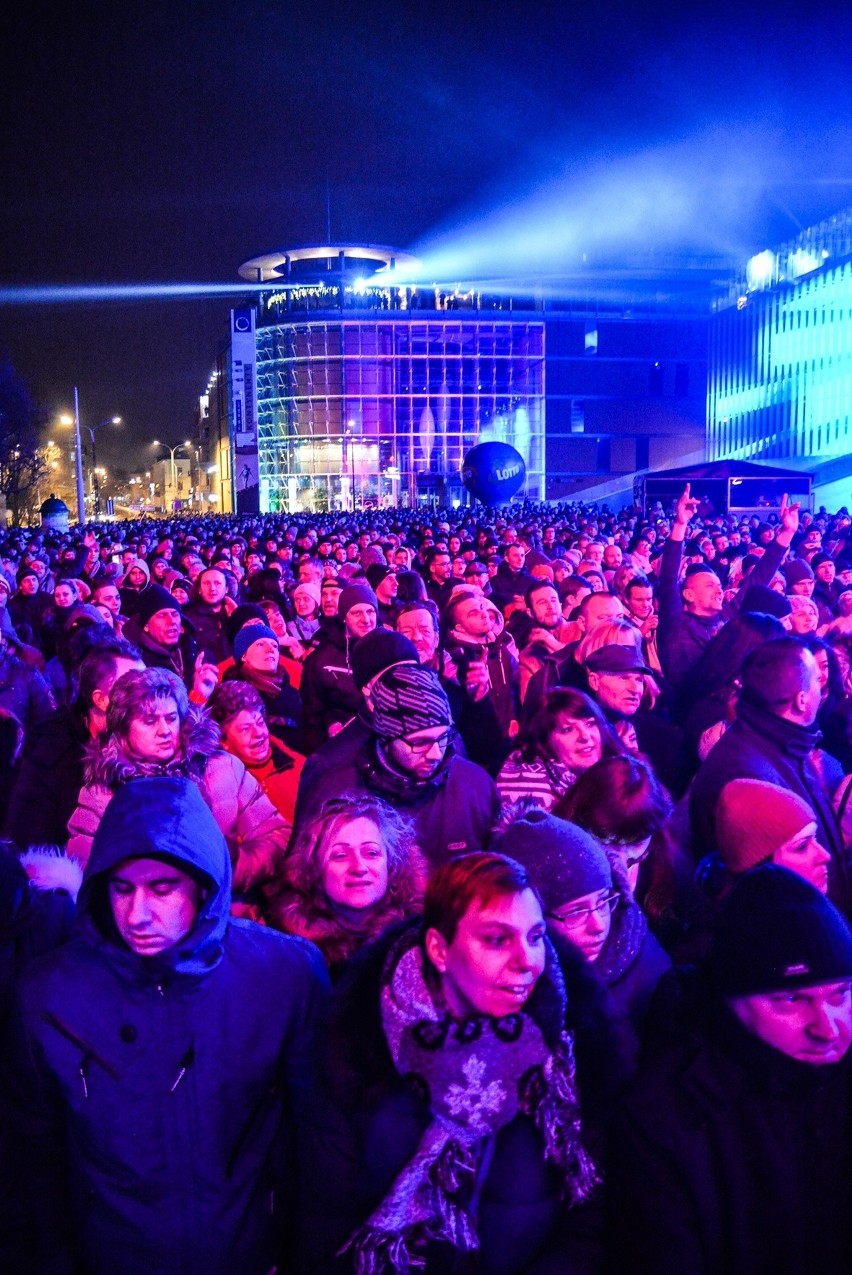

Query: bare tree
0,355,48,525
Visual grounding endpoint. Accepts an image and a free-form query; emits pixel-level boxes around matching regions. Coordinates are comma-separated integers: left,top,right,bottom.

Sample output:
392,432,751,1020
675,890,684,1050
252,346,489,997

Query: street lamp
153,440,191,510
85,416,121,518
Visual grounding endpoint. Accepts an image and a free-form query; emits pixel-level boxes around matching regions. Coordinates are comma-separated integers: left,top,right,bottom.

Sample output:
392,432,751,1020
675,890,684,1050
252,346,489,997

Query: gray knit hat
498,808,612,912
371,664,451,741
338,582,378,622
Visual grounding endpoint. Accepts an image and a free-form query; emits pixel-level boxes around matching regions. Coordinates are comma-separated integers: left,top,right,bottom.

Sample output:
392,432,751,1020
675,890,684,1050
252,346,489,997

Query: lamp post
60,388,85,523
153,440,191,511
85,416,121,518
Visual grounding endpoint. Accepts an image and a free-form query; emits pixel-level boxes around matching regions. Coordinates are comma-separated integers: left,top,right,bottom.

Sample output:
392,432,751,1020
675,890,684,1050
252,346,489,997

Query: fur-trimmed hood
19,846,84,900
84,703,221,789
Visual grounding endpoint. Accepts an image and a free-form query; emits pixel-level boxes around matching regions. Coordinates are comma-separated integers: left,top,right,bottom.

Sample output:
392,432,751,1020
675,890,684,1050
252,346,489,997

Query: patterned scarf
345,932,599,1274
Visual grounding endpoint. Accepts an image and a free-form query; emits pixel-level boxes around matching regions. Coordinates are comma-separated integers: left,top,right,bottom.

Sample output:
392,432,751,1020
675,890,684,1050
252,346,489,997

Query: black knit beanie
349,629,418,690
710,864,852,998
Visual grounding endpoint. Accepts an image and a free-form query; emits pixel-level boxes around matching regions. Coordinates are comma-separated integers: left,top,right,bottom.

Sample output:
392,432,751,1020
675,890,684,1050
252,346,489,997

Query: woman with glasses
500,806,671,1068
267,793,425,979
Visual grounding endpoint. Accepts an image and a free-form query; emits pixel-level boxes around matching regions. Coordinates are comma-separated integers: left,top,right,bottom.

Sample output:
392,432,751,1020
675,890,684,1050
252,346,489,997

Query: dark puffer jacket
6,776,330,1275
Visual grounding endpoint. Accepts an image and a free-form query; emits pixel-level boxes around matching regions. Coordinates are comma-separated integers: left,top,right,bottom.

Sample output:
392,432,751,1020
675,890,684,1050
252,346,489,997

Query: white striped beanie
371,665,452,740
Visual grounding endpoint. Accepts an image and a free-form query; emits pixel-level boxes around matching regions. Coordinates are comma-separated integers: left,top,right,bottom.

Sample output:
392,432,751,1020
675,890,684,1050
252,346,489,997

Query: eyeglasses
603,838,653,868
399,728,456,754
547,893,619,927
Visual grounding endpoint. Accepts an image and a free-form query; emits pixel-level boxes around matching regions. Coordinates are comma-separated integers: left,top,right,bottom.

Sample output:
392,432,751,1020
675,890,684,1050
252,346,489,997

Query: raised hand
675,483,700,527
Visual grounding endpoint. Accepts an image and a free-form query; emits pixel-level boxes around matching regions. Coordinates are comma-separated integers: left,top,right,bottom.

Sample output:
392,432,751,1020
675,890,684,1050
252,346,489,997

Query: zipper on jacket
42,1011,121,1081
170,1044,195,1092
79,1055,91,1100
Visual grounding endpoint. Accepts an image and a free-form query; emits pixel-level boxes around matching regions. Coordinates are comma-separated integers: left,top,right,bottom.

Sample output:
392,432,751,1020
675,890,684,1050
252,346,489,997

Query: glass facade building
197,244,712,513
708,208,852,464
254,309,544,511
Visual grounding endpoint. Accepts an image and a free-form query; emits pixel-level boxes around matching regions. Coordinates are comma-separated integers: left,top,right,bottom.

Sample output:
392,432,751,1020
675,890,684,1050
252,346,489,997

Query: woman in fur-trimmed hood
66,667,290,908
266,792,426,979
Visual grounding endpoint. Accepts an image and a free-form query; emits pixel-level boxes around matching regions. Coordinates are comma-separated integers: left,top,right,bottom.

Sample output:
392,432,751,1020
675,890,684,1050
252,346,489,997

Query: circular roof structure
237,243,420,284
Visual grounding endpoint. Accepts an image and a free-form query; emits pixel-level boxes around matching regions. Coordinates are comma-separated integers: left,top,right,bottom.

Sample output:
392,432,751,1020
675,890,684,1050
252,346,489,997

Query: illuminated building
708,208,852,502
200,243,711,513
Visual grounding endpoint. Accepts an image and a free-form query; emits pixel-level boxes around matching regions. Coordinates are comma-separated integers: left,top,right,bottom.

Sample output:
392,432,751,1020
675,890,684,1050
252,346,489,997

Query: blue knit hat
233,624,278,663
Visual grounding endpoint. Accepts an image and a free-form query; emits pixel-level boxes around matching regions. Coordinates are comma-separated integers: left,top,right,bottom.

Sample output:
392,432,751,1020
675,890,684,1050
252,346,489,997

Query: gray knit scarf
345,933,599,1274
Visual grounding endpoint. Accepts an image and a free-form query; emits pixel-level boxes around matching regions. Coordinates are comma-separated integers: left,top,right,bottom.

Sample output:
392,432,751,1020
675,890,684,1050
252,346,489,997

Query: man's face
626,584,654,620
245,552,263,574
127,566,148,589
683,569,724,616
345,604,377,640
242,636,280,674
585,542,605,566
529,586,561,629
429,553,452,583
144,607,182,648
583,594,624,630
798,650,823,726
18,575,37,596
730,980,852,1065
602,545,622,570
791,578,815,598
386,723,453,780
506,545,526,572
321,585,342,617
816,560,836,585
222,708,271,767
452,594,492,639
198,570,227,606
588,669,645,716
426,888,547,1018
94,584,121,616
397,608,439,664
109,856,204,956
376,573,398,604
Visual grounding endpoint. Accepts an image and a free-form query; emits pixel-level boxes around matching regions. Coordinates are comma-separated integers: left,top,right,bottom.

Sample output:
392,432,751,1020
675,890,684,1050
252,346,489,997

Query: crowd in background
4,487,852,1273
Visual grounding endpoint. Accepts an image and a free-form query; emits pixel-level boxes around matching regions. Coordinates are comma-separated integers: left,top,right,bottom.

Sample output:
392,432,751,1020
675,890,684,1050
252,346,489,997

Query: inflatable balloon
462,442,526,504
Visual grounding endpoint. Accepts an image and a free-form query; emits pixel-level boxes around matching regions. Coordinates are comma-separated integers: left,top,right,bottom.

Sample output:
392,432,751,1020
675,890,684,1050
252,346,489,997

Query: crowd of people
3,485,852,1272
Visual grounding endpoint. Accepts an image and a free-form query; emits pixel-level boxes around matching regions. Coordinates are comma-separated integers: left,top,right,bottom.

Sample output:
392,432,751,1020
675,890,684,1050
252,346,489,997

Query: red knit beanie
716,779,816,874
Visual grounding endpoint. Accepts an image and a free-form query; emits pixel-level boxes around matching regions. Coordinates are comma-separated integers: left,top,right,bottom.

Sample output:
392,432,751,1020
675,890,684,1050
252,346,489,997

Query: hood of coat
76,775,232,977
84,702,220,789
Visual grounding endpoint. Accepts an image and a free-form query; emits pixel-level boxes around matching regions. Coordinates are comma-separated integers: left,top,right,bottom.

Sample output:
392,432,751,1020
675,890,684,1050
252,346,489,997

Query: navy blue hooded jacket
7,776,329,1275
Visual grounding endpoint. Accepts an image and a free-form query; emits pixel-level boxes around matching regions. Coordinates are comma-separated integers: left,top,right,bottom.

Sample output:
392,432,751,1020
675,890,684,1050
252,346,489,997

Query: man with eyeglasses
295,663,499,869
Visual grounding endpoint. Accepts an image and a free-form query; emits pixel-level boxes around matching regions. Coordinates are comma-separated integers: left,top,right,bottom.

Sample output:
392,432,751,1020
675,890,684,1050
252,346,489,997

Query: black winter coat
297,740,500,869
4,706,89,849
300,620,364,754
688,698,850,909
607,971,852,1275
323,922,620,1275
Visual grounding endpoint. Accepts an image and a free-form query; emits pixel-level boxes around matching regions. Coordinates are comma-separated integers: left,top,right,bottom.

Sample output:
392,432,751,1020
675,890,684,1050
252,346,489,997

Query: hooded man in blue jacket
6,776,329,1275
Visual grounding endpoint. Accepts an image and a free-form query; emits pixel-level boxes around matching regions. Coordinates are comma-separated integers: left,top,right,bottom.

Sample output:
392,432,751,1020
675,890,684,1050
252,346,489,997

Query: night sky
1,0,851,475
